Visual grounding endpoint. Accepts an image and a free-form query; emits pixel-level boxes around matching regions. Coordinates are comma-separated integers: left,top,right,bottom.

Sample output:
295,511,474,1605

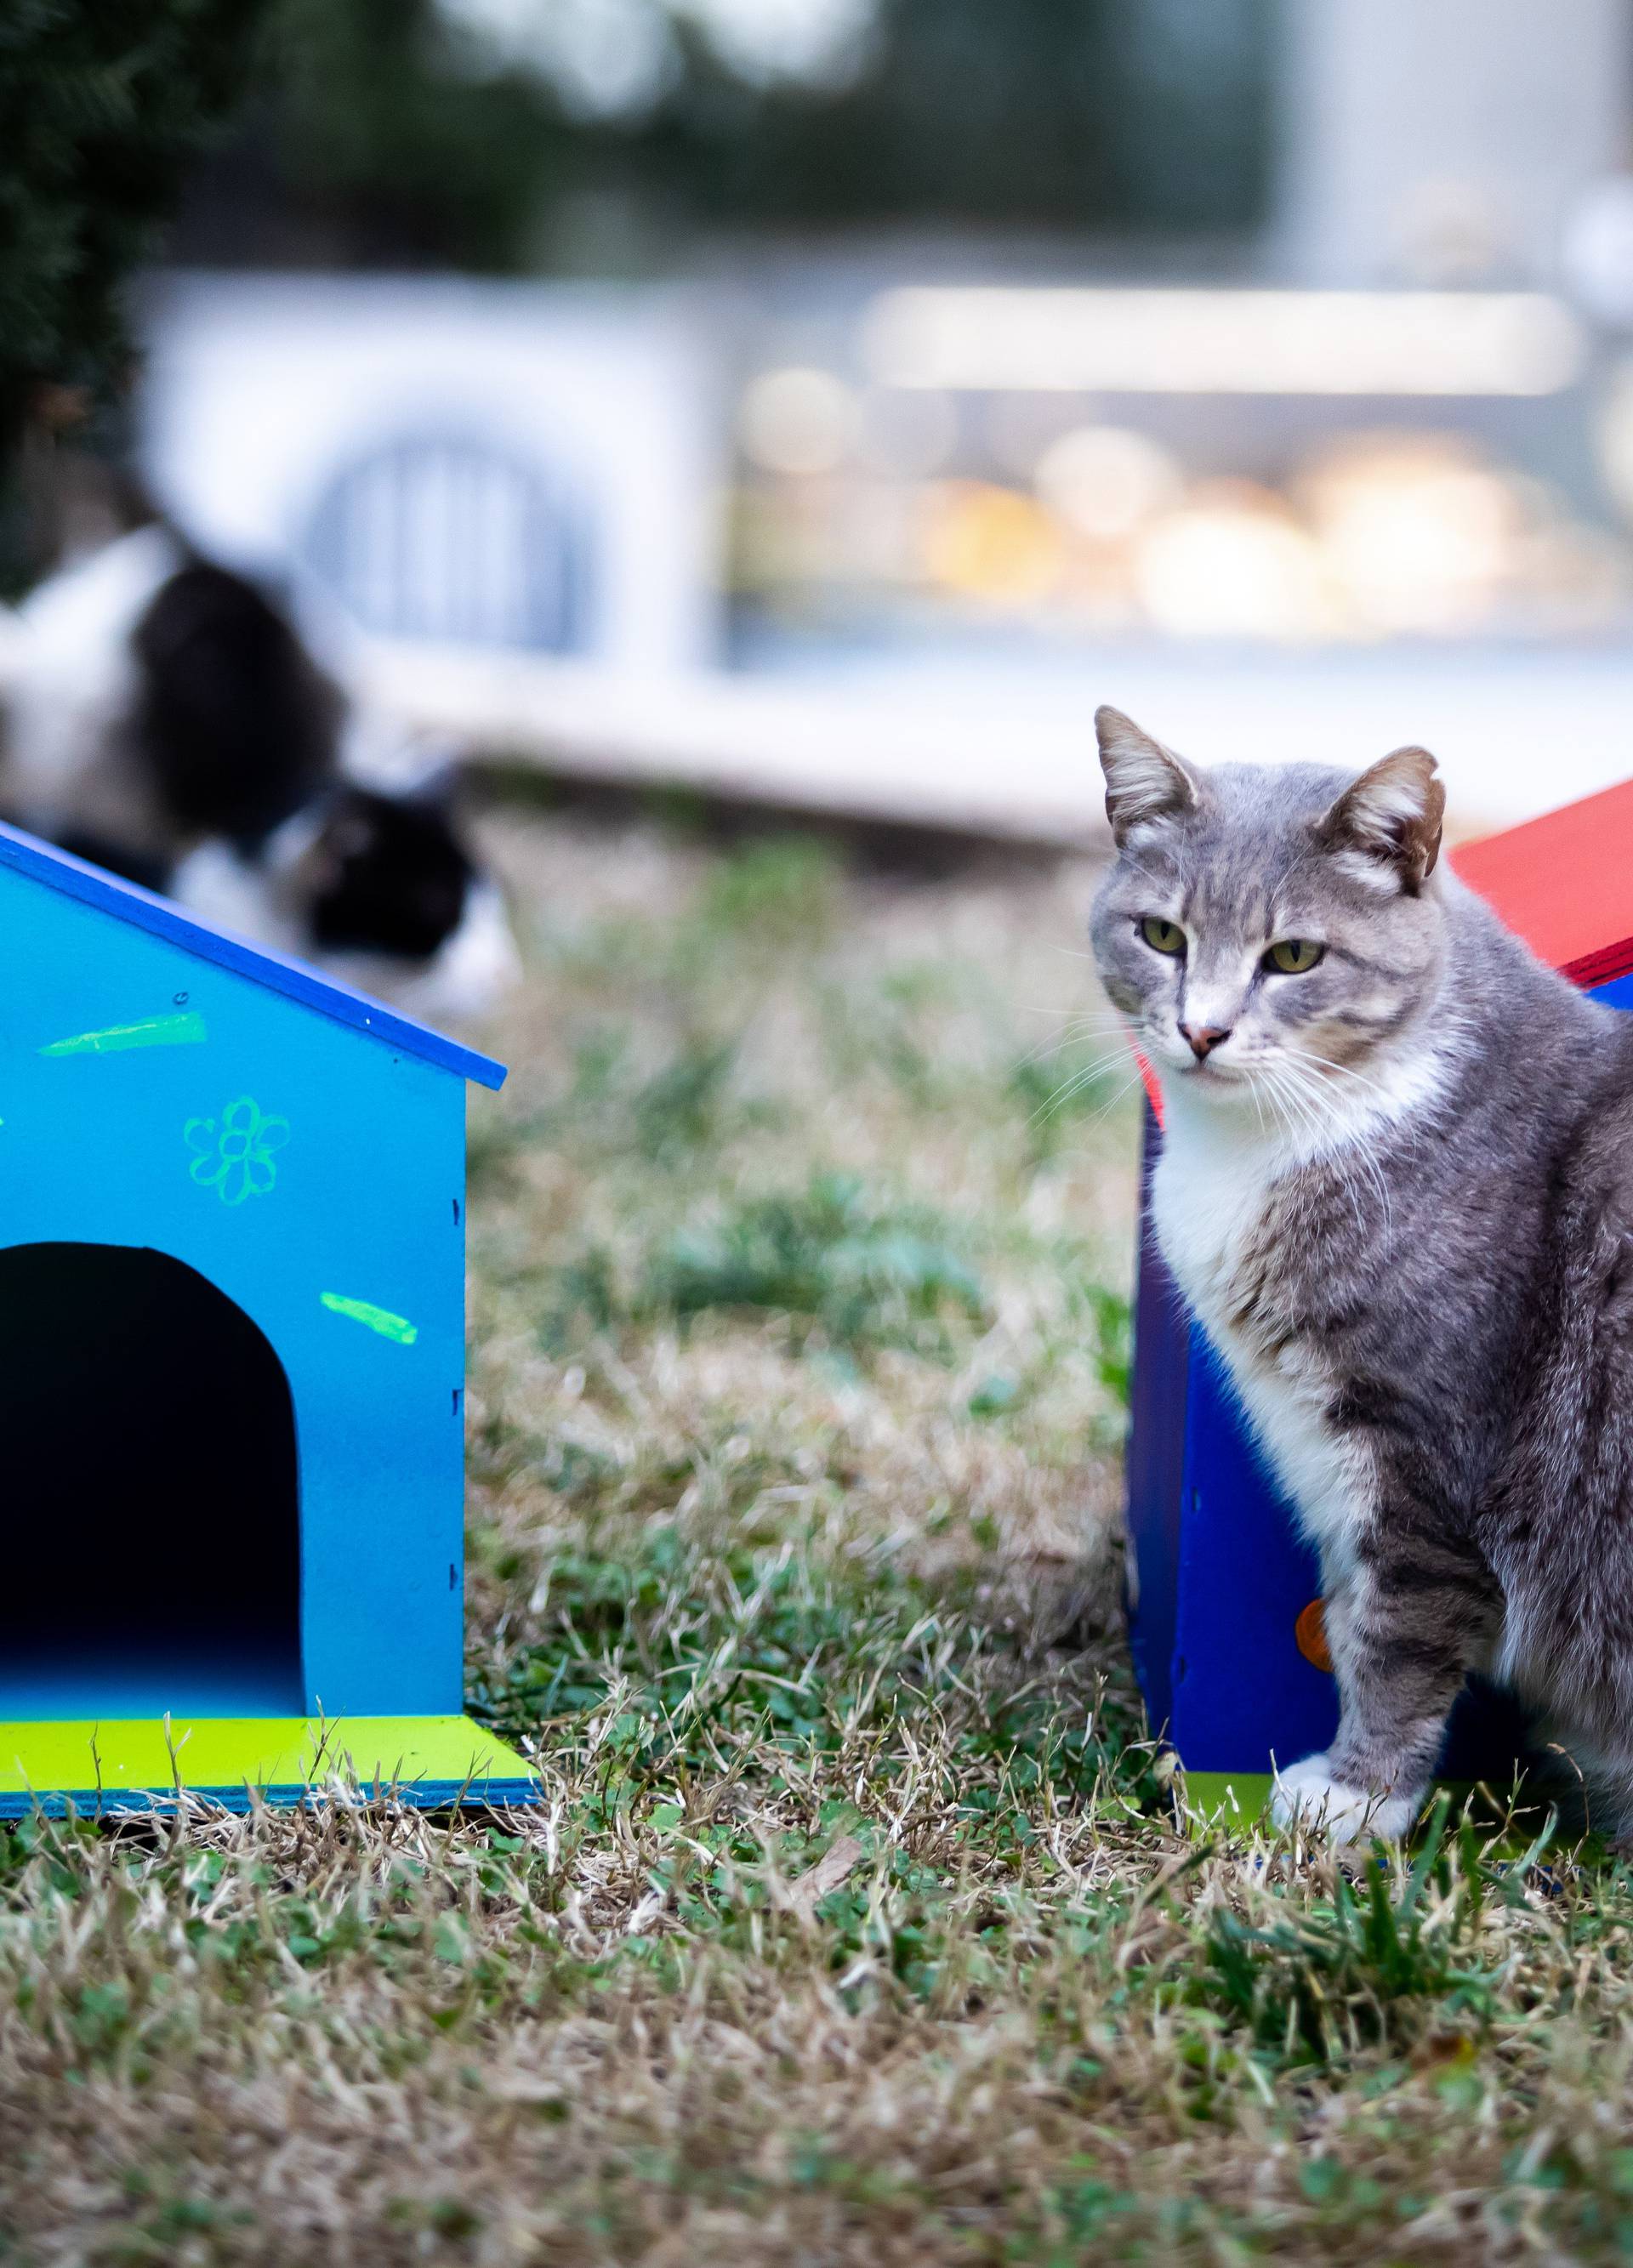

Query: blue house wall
0,859,470,1720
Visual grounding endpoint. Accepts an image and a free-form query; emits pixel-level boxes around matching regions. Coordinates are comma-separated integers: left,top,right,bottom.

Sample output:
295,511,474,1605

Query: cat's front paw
1271,1754,1417,1845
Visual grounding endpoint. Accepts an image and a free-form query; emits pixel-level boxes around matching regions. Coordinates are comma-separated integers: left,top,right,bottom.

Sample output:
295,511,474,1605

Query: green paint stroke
43,1010,208,1056
321,1293,419,1346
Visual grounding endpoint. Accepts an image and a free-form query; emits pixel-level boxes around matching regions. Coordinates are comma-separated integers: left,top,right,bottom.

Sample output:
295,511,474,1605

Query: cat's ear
1318,746,1444,890
1095,706,1198,845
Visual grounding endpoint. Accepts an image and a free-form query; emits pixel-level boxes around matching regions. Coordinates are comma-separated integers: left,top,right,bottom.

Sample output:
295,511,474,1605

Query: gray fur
1090,705,1633,1843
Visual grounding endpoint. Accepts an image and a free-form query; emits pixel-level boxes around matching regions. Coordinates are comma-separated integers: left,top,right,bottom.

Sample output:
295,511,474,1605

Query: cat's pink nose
1181,1022,1232,1060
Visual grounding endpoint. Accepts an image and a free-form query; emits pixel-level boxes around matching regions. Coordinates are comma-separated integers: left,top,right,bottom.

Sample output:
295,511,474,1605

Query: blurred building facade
1277,0,1631,285
723,0,1633,657
139,274,721,671
116,0,1633,672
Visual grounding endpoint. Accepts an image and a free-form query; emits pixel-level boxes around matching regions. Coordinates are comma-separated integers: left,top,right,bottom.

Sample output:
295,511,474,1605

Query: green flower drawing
185,1095,290,1207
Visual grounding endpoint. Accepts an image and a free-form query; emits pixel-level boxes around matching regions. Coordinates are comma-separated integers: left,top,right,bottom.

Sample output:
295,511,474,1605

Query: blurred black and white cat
0,523,518,1020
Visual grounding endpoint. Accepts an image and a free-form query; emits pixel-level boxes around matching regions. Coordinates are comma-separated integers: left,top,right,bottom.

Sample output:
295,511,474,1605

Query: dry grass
3,810,1632,2265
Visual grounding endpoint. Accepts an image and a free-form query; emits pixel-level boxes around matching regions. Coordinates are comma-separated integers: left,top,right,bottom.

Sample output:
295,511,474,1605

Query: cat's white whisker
1027,1056,1141,1128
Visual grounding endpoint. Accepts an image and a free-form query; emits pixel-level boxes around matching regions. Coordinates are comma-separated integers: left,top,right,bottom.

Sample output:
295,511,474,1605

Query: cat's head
295,786,475,962
1089,707,1448,1103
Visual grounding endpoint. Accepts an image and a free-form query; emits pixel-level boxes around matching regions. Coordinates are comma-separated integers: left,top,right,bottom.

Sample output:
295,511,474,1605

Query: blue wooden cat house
0,820,536,1814
1128,777,1633,1816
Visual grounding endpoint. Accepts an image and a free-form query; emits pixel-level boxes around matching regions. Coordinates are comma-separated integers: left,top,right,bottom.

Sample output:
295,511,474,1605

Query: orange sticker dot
1294,1598,1333,1674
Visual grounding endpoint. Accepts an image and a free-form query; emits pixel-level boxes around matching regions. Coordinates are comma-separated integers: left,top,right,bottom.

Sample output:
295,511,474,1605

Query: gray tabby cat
1090,704,1633,1845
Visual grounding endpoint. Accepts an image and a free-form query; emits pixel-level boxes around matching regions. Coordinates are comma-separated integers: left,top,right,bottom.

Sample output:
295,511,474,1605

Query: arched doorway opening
301,428,592,652
0,1244,303,1718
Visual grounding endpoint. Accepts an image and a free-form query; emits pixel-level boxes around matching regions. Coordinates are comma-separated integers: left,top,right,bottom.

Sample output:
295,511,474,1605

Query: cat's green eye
1140,916,1186,956
1265,938,1324,975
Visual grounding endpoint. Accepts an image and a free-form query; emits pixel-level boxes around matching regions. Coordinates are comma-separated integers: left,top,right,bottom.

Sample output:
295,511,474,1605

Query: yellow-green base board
1181,1771,1275,1827
0,1716,539,1818
1179,1771,1557,1853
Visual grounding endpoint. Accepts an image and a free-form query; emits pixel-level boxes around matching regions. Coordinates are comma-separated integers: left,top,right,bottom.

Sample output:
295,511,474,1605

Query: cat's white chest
1151,1115,1270,1325
1152,1104,1372,1578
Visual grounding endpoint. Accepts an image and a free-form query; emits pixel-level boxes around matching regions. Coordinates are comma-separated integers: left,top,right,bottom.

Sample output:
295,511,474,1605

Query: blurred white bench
350,632,1633,849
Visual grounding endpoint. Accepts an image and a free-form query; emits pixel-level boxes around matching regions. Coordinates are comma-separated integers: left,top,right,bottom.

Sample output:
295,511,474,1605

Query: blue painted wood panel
1124,1106,1188,1740
0,818,504,1089
1171,1338,1338,1771
1589,969,1633,1015
0,862,468,1719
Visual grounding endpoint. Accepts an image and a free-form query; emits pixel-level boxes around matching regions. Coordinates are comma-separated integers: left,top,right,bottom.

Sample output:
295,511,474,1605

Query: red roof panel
1449,775,1633,986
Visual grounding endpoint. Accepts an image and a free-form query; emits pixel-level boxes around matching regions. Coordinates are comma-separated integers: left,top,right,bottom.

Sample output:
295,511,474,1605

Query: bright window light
862,287,1586,398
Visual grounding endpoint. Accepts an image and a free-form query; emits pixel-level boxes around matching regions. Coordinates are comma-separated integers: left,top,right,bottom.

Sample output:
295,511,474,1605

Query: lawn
2,808,1630,2265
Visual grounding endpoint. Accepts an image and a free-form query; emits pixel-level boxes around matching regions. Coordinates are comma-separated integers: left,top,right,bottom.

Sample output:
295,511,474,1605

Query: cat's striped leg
1272,1525,1496,1846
